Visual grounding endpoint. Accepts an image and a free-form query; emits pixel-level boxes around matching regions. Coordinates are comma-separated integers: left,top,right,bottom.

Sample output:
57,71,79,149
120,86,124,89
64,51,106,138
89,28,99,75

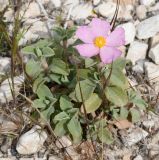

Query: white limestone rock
140,0,155,6
70,3,93,20
16,126,47,155
0,57,11,74
95,2,116,18
132,59,146,73
64,0,79,11
121,127,148,146
144,62,159,82
0,0,9,11
0,75,24,103
22,2,41,19
149,44,159,64
137,15,159,39
95,2,133,20
118,22,136,45
136,5,147,20
134,155,143,160
51,0,61,8
93,0,101,6
126,41,148,65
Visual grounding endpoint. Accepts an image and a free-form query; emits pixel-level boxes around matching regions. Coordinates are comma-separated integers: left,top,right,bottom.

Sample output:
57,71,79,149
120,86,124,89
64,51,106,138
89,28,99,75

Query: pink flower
75,18,125,64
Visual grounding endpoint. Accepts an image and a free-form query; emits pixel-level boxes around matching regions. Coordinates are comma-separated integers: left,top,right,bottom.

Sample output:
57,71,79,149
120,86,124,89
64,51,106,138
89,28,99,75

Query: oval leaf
83,93,102,113
105,86,128,106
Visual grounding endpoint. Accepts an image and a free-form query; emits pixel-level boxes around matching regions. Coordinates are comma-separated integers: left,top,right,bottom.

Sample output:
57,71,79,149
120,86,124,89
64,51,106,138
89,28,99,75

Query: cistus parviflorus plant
22,18,148,145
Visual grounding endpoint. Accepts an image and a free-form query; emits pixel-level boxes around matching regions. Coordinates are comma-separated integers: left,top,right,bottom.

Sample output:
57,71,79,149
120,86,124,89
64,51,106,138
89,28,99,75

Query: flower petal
99,46,122,64
76,26,95,43
90,18,111,37
75,44,99,58
107,27,125,47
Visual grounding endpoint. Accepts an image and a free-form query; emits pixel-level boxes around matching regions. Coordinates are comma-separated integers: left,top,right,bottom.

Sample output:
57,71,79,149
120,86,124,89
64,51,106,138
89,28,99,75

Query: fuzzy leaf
67,116,82,143
73,79,96,102
60,95,73,111
105,86,128,106
26,59,42,78
53,111,70,123
54,120,67,137
50,58,69,76
42,47,55,57
98,128,114,144
36,84,53,99
83,93,102,113
130,108,140,123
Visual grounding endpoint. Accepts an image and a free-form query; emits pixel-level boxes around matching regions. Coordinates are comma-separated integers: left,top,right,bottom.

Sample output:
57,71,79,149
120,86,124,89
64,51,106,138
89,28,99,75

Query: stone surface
93,0,100,6
137,15,159,39
0,57,11,75
136,5,147,20
16,126,47,155
64,0,79,11
121,127,148,146
0,115,18,133
19,19,54,46
70,3,93,20
149,44,159,64
144,62,159,82
0,75,24,103
134,155,143,160
132,59,146,73
118,22,136,45
22,2,41,19
0,0,9,11
151,33,159,47
142,111,159,131
126,41,148,64
95,2,116,18
140,0,155,6
48,156,62,160
51,0,61,8
56,136,72,149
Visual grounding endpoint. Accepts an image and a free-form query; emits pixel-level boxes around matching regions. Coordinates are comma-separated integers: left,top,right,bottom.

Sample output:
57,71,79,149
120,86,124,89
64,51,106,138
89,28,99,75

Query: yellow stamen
94,36,106,48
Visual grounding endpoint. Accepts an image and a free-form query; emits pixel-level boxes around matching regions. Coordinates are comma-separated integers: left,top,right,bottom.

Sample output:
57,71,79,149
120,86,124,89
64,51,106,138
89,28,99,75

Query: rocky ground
0,0,159,159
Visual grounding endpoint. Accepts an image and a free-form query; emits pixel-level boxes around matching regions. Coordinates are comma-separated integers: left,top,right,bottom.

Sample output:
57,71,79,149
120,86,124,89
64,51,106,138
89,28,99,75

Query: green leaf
36,47,43,57
49,73,62,84
60,95,73,111
77,69,91,79
53,111,70,123
66,27,76,39
74,79,96,102
33,39,51,48
85,58,97,68
67,116,82,143
36,84,53,99
21,46,35,55
25,59,42,78
130,108,140,123
132,98,148,110
41,106,54,121
33,76,45,93
120,107,129,119
129,90,148,110
50,58,69,76
98,128,114,144
105,86,128,106
84,93,102,113
113,58,127,70
42,47,55,57
104,68,127,88
54,120,67,137
33,99,46,109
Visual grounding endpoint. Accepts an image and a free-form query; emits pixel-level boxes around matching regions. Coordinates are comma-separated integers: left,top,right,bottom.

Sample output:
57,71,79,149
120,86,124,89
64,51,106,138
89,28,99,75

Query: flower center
94,36,106,48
